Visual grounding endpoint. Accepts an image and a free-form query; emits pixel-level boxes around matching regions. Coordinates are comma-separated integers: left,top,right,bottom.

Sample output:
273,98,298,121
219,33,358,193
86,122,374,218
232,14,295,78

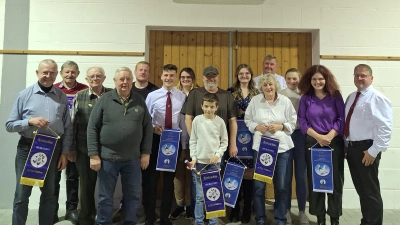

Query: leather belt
348,139,372,147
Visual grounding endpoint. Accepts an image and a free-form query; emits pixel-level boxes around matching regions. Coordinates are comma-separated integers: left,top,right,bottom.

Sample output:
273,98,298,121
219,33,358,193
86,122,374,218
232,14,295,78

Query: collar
33,82,56,94
58,81,77,89
161,87,176,94
359,85,373,95
88,86,106,100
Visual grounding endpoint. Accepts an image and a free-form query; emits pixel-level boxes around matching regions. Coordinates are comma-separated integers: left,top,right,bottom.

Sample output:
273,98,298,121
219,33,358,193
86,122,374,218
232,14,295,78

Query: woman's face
285,72,300,90
180,71,193,88
261,80,276,97
237,68,252,84
311,72,325,92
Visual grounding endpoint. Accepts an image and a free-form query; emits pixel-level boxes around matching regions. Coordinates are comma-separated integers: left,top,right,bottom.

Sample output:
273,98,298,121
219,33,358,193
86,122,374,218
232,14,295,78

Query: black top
132,82,159,100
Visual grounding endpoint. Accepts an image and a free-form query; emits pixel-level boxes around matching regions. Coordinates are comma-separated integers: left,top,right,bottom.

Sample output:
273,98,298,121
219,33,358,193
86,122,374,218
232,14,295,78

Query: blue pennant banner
200,169,226,219
311,147,333,193
156,128,181,172
253,136,280,184
20,133,58,187
66,94,75,111
222,162,245,208
236,119,254,168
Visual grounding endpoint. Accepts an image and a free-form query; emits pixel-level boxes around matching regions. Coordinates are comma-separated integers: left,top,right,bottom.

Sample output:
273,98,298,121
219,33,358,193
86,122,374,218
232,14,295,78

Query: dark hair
231,64,259,100
176,67,199,90
162,64,178,73
202,93,219,106
354,64,372,75
298,65,340,96
285,68,301,78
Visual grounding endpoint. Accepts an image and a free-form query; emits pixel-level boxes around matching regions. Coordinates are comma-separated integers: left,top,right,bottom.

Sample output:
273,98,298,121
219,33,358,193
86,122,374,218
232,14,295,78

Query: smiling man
253,55,287,90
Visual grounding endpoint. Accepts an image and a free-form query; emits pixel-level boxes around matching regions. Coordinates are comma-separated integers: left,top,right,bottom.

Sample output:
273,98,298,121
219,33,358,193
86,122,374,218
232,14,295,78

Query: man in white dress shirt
253,54,287,90
345,64,393,225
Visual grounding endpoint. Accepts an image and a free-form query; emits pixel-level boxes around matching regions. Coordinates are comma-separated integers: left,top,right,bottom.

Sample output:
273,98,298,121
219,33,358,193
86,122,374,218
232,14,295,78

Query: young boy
189,93,228,225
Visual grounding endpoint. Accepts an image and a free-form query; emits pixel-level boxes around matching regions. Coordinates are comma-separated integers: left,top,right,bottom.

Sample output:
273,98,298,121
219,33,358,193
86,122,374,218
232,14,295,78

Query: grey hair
354,64,373,75
114,67,133,79
61,60,79,71
258,73,281,93
38,59,57,70
87,66,105,76
263,54,278,64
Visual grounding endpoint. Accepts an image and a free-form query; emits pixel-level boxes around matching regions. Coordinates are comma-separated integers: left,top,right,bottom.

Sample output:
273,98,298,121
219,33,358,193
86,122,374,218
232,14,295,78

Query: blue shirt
5,82,72,154
145,87,188,149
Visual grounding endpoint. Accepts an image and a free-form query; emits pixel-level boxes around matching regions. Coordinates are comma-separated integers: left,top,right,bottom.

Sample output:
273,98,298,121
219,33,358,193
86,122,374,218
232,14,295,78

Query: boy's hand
210,155,220,164
188,159,196,169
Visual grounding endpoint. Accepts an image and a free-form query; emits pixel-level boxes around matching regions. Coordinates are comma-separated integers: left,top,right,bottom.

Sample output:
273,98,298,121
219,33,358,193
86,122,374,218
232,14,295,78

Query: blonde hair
258,73,281,93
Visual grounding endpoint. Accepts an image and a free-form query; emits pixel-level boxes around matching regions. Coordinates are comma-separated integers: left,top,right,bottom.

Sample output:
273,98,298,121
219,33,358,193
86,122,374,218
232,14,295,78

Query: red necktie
165,91,172,128
344,92,361,137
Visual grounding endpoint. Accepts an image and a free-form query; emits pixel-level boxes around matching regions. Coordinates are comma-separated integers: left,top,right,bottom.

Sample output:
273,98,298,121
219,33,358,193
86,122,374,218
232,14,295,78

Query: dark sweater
87,88,153,161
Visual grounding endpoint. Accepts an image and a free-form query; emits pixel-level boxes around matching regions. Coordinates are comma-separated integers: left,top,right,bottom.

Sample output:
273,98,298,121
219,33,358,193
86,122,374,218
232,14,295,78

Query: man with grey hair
69,66,112,225
253,54,287,90
6,59,71,225
345,64,393,225
87,67,153,225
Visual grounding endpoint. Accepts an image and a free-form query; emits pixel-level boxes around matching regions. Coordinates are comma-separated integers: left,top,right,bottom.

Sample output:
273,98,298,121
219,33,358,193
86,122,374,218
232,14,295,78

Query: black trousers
347,140,382,225
75,149,97,225
142,134,175,221
55,160,80,212
305,135,344,218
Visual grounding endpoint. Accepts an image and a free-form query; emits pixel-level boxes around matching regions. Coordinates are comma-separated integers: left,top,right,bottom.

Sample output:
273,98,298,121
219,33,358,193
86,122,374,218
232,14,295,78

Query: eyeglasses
353,74,370,79
238,72,251,76
87,75,104,80
180,76,192,79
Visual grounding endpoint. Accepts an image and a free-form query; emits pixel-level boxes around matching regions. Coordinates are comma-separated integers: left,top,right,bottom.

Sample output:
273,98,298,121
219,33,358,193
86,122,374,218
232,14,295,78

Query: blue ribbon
20,133,58,187
156,128,181,172
222,162,245,208
253,136,279,184
236,119,253,168
311,147,333,193
200,169,226,218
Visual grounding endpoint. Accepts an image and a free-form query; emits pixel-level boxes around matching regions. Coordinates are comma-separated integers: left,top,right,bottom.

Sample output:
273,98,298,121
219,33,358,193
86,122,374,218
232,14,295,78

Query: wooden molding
320,55,400,61
0,49,144,56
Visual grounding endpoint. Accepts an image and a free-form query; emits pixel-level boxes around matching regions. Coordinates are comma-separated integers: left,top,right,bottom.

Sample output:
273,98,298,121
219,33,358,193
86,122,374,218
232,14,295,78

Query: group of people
5,55,392,225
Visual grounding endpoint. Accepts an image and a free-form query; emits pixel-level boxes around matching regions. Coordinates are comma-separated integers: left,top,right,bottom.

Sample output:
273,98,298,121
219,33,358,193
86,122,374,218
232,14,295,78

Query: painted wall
1,0,399,209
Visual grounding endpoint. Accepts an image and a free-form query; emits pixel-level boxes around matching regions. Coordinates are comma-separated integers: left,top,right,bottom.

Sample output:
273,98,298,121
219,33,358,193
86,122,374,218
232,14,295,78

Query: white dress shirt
145,87,188,148
345,85,393,157
253,73,287,90
244,93,297,153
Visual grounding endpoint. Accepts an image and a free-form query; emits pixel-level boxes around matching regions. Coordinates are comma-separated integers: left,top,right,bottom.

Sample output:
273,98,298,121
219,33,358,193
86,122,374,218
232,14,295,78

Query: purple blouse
297,93,345,136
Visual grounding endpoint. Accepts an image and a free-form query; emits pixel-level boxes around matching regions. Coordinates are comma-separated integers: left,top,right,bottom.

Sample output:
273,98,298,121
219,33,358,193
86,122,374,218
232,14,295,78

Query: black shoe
169,206,185,220
159,218,173,225
330,217,339,225
53,214,58,224
145,220,155,225
112,208,124,223
65,210,78,225
185,207,193,219
229,206,241,222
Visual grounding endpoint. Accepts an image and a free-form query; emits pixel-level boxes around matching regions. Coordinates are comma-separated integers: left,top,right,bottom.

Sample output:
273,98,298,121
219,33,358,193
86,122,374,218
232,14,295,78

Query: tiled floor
1,200,399,225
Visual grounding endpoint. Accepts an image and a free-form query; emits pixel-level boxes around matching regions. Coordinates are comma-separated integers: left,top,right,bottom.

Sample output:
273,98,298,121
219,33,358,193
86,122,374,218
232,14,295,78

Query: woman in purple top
297,65,345,225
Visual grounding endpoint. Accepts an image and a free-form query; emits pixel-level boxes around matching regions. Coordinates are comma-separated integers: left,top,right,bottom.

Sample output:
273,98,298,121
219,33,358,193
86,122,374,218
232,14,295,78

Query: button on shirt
5,82,72,154
345,85,393,157
145,87,188,148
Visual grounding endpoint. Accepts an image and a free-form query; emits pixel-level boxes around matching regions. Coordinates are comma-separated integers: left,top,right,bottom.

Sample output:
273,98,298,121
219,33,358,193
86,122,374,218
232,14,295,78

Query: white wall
1,0,400,209
0,0,4,102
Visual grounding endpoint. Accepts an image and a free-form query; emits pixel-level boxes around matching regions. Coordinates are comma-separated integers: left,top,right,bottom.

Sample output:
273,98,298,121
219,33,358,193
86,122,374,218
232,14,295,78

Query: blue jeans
12,141,60,225
97,158,141,225
253,150,289,225
193,163,220,225
285,130,307,211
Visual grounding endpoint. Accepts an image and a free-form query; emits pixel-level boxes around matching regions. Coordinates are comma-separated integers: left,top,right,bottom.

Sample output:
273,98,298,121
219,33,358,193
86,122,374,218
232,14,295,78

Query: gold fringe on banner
206,210,226,219
253,173,273,184
20,177,44,187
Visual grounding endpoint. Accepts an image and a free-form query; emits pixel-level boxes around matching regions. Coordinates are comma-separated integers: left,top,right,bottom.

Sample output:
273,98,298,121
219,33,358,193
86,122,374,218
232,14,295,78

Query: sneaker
112,208,124,223
169,206,185,220
299,212,309,224
285,211,292,224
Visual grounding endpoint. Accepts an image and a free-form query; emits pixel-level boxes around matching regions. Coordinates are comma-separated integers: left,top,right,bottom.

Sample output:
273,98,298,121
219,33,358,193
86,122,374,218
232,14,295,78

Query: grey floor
1,200,400,225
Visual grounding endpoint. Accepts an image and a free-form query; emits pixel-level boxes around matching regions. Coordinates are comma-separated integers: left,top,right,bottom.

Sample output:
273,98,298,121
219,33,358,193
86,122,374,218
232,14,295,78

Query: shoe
285,211,292,224
65,210,78,225
112,208,124,223
145,220,155,225
53,214,58,224
330,217,339,225
169,206,185,220
159,218,173,225
185,207,194,219
299,212,309,224
229,206,241,222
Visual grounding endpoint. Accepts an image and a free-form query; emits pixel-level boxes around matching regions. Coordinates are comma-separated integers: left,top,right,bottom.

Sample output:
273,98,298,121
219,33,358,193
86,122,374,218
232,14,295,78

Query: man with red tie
345,64,393,225
143,64,189,225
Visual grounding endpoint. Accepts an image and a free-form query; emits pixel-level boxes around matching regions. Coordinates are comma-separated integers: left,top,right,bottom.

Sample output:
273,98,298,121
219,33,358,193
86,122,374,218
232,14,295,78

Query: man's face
161,70,177,89
202,73,219,91
134,63,150,82
263,58,278,74
86,68,106,89
354,68,373,91
36,63,58,87
114,71,133,94
60,66,80,84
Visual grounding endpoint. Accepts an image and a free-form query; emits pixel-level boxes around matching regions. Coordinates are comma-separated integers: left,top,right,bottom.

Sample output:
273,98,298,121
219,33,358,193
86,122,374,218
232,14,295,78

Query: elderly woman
297,65,345,225
227,64,259,223
245,74,297,225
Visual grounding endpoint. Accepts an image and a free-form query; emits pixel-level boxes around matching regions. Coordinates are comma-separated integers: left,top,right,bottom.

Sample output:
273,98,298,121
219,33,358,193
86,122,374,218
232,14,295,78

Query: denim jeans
285,129,307,211
12,140,60,225
193,163,220,225
253,150,289,225
96,158,141,225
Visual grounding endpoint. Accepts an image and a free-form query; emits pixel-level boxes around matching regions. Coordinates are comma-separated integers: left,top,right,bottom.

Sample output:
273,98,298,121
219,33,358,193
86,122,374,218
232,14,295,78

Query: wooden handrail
320,55,400,61
0,49,144,56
